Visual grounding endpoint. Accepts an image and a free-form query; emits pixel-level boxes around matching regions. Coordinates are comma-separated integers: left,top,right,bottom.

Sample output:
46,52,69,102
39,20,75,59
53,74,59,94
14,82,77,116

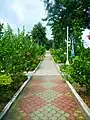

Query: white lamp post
66,26,69,65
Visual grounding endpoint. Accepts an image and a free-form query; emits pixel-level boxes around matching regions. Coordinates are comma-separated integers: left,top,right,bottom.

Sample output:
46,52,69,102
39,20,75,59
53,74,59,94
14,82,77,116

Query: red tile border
19,95,47,114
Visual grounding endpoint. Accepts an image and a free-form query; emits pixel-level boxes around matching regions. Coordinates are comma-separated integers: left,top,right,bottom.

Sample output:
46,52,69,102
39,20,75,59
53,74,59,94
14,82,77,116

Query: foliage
0,74,12,85
60,64,74,83
50,48,66,63
60,65,71,74
43,0,90,55
0,23,45,111
60,48,90,96
37,45,45,56
0,25,45,75
0,23,4,39
46,39,54,50
31,22,47,46
0,74,27,107
10,73,27,91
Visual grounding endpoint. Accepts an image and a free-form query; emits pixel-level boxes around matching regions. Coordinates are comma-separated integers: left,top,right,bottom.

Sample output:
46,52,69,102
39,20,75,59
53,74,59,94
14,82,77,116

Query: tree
43,0,90,55
31,22,47,46
0,23,46,75
0,23,4,39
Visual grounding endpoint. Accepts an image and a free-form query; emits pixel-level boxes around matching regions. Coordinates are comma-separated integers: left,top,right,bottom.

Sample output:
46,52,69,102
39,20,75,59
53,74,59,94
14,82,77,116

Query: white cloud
0,0,52,39
10,0,52,38
11,0,46,23
11,4,24,22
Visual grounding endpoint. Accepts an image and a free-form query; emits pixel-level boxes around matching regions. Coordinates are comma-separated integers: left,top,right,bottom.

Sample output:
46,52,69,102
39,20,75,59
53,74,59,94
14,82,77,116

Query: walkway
2,52,85,120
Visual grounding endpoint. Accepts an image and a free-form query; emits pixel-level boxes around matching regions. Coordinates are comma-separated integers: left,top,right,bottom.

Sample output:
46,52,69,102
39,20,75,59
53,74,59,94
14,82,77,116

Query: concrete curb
51,53,90,120
66,81,90,120
0,60,42,120
51,54,62,74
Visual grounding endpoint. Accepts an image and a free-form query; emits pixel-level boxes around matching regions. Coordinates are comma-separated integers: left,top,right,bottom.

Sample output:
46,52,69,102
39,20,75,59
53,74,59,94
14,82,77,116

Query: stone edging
66,81,90,120
51,53,90,120
0,60,42,120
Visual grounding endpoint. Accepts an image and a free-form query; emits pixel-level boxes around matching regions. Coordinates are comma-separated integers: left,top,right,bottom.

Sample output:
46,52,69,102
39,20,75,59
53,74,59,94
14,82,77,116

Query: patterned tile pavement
36,89,61,102
2,78,85,120
2,52,85,120
31,104,69,120
41,82,57,89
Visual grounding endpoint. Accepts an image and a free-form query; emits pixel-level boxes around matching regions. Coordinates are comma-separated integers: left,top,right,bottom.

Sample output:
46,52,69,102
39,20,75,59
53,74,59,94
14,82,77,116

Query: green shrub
10,73,27,91
0,85,13,103
0,73,27,103
0,24,45,111
0,74,12,85
0,27,45,75
60,50,90,96
60,65,74,83
50,45,90,96
70,56,90,96
50,48,66,63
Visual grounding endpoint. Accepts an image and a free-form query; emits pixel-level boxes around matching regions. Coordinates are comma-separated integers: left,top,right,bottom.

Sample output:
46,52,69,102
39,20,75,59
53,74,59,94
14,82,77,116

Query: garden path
2,51,85,120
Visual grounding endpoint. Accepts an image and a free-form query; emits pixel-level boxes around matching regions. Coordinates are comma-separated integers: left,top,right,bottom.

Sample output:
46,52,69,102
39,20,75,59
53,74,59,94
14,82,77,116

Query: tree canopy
31,22,47,46
0,23,4,39
43,0,90,55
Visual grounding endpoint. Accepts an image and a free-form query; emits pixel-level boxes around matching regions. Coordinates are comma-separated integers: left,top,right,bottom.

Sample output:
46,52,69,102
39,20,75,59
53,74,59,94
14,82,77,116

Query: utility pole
66,26,69,65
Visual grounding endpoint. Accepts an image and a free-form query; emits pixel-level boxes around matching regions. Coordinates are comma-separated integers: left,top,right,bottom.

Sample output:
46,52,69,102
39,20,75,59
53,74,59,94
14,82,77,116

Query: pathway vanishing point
2,52,85,120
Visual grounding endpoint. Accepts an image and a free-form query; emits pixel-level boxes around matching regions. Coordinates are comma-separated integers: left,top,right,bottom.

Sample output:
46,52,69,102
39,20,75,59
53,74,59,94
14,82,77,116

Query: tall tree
31,22,47,46
43,0,90,55
0,23,4,39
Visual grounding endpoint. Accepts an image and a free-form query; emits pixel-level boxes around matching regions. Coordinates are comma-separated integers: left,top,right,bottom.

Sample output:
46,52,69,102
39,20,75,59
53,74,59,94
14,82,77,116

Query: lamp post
66,26,69,65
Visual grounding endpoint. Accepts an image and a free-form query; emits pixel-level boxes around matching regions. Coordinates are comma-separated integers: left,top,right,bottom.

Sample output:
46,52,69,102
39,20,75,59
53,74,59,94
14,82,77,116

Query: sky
0,0,52,39
0,0,90,47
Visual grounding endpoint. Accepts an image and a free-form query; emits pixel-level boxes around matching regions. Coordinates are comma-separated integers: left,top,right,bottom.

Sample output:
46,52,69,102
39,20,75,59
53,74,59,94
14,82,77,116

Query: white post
66,26,69,65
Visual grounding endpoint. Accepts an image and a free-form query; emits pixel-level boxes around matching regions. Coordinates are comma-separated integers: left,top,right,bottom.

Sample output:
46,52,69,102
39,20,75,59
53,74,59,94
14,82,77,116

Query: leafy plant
0,74,12,85
50,48,66,63
0,23,45,111
31,22,47,46
60,48,90,96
